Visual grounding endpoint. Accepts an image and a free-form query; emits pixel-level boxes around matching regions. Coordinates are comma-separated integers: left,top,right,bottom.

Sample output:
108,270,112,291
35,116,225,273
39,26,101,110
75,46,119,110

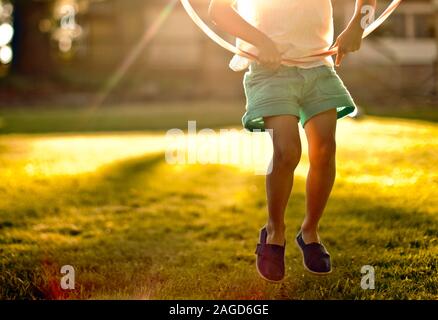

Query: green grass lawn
0,104,437,299
0,101,244,134
0,101,436,135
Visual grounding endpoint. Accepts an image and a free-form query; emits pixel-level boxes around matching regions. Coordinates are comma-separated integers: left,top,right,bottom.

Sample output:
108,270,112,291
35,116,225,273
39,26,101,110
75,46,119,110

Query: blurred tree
11,0,54,77
434,0,438,96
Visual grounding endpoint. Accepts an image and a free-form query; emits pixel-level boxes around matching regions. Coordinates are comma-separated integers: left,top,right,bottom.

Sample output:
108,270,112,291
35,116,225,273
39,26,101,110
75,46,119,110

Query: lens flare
91,0,178,109
0,23,13,46
0,45,12,64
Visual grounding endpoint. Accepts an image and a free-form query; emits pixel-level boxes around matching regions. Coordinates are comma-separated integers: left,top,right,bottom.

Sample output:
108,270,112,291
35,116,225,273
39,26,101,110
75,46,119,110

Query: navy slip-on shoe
295,231,332,275
255,227,285,283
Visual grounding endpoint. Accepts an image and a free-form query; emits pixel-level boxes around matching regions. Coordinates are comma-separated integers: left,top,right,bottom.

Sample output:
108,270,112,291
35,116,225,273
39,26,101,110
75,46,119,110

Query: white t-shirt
230,0,335,71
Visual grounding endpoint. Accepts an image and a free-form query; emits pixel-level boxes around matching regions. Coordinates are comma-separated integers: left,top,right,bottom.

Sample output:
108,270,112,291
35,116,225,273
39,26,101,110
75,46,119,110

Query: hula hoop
180,0,403,65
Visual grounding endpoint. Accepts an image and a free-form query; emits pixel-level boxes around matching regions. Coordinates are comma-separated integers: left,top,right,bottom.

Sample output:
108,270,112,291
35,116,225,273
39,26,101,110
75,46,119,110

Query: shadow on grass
0,154,165,299
1,154,437,299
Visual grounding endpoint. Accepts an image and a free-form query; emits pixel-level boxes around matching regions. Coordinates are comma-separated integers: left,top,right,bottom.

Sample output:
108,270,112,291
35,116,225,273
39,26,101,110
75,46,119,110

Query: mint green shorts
242,63,356,131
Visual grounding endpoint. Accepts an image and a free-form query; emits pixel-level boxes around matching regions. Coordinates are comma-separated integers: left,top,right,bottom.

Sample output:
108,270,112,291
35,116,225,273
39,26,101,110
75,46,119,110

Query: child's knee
309,140,336,167
273,146,301,170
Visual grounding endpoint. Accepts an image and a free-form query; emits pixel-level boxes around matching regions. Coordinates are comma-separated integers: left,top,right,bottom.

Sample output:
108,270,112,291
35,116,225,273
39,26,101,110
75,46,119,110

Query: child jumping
209,0,376,281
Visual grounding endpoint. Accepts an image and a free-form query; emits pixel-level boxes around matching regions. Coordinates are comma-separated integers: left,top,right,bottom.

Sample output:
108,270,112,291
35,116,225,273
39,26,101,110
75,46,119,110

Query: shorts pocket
315,67,348,96
244,71,290,109
246,64,280,87
244,73,270,94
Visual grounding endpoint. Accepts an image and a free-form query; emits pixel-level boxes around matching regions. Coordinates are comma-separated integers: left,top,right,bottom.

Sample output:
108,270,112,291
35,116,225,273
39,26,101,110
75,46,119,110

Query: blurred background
0,0,437,300
0,0,437,121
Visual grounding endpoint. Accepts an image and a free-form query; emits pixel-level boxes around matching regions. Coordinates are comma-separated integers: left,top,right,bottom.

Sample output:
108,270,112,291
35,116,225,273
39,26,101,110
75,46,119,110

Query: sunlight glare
18,134,167,176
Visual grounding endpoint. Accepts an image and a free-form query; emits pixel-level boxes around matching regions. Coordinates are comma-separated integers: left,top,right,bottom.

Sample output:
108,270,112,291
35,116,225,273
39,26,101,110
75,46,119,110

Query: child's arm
208,0,281,70
333,0,377,66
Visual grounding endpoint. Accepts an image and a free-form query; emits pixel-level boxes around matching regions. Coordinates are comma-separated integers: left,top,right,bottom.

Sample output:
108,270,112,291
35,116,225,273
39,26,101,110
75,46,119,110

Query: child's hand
332,24,364,67
257,38,282,70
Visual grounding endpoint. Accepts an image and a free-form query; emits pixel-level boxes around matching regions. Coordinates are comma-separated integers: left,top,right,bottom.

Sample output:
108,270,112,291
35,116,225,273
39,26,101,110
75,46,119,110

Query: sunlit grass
0,133,166,177
0,116,437,299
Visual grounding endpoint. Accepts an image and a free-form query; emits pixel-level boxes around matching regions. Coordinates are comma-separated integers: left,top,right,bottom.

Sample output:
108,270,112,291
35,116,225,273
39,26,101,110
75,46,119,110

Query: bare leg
302,109,337,244
264,115,302,245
